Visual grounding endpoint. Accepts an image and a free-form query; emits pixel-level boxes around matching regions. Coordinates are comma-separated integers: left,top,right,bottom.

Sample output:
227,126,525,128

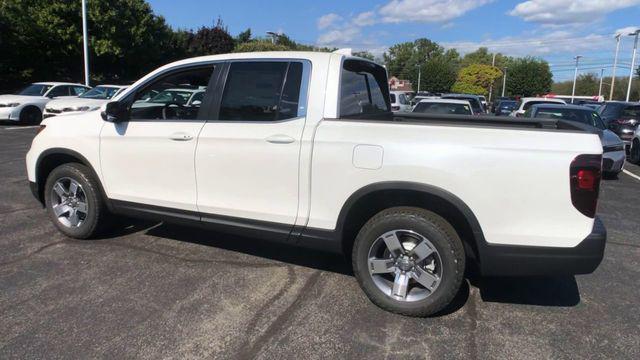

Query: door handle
265,134,295,144
169,132,193,141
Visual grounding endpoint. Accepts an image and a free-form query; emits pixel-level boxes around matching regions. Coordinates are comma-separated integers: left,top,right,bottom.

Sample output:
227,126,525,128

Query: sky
146,0,640,81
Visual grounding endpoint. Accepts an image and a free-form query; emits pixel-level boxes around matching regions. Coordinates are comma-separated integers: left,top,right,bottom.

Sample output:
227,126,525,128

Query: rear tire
352,207,465,317
19,106,42,125
44,163,109,239
630,139,640,165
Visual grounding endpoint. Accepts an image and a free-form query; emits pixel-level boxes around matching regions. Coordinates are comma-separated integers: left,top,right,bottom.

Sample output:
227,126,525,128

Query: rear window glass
413,102,472,115
340,59,390,117
534,108,605,129
390,93,396,103
523,101,561,111
622,106,640,119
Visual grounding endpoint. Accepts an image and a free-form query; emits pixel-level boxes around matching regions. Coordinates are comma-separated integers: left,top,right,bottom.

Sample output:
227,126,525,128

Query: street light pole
81,0,90,86
626,29,640,102
501,67,507,97
610,33,621,101
488,52,497,102
416,65,421,93
571,55,582,104
598,68,604,98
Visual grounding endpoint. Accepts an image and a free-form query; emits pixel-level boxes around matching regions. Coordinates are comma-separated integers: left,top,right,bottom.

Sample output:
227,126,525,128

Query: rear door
195,60,309,234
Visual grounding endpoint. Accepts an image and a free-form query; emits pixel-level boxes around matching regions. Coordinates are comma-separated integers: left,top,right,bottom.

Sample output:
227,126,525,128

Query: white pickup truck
26,51,606,316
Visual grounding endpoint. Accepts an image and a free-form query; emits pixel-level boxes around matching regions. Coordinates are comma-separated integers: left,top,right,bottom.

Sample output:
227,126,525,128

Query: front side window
73,86,88,96
219,61,303,121
129,66,214,120
339,59,390,117
47,86,71,97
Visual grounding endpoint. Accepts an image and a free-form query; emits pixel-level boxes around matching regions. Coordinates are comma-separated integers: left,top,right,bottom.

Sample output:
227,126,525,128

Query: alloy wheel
50,177,88,228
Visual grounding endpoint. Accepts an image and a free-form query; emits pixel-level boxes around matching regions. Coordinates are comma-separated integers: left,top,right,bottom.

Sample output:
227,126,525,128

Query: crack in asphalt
235,270,323,359
0,240,66,266
608,240,640,248
0,207,41,215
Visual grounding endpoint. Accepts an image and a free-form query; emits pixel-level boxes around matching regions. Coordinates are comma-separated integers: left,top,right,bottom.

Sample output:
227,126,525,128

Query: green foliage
452,64,502,95
383,38,458,93
504,57,553,97
184,19,235,56
233,40,290,53
552,75,639,101
236,28,252,44
0,0,183,90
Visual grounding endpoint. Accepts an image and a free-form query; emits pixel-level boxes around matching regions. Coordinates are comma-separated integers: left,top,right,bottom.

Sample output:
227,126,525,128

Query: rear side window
523,101,560,111
219,61,303,121
622,106,640,119
340,59,390,117
47,86,70,97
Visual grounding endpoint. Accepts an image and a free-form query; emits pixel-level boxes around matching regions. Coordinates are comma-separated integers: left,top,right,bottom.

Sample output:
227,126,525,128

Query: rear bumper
479,217,606,276
603,150,626,173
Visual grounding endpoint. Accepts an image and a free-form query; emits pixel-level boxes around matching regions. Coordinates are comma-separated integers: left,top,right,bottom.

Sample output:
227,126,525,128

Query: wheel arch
335,182,486,267
34,148,108,208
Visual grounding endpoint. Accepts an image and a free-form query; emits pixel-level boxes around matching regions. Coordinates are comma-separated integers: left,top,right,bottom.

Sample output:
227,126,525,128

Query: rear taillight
570,154,602,218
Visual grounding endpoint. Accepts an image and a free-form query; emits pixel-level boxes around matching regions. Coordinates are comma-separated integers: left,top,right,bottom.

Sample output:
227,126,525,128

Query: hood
46,97,107,110
0,94,45,104
602,129,623,147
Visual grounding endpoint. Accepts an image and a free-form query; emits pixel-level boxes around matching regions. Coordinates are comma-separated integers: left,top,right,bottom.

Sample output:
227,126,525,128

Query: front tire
19,106,42,125
630,139,640,164
44,163,108,239
352,207,465,317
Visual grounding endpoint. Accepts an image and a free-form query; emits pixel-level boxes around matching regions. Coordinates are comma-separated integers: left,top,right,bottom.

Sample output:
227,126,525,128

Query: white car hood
46,98,107,110
0,94,46,103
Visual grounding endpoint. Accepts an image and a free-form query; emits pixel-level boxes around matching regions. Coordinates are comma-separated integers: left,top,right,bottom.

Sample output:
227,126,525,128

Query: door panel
195,60,309,226
100,121,205,210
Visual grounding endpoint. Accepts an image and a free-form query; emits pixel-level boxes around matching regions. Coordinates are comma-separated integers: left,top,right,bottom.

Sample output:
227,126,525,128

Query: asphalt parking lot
1,124,639,359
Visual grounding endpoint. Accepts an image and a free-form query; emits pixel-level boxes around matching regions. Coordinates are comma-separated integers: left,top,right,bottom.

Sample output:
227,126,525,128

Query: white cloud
380,0,493,23
317,26,362,45
317,13,342,30
353,11,377,26
509,0,640,25
615,26,640,36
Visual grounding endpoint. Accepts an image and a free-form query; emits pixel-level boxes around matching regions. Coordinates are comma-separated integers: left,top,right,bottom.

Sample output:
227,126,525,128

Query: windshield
17,84,53,96
442,96,482,113
149,90,194,105
534,107,606,129
79,86,122,100
499,101,517,110
413,102,472,115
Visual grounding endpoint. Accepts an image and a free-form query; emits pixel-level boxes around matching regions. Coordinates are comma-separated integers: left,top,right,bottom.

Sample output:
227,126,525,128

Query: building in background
389,76,413,92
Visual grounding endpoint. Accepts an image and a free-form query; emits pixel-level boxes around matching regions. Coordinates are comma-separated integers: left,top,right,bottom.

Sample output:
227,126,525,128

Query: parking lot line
2,126,39,130
623,169,640,182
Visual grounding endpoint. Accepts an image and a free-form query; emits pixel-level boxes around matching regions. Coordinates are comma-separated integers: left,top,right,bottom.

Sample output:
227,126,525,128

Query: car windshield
443,96,482,113
79,86,122,99
499,101,517,110
621,105,640,119
413,102,472,115
534,107,606,130
17,84,53,96
149,90,194,105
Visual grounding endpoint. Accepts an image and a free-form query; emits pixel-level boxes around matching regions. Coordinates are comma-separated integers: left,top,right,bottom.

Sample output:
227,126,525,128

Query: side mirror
191,100,202,106
101,101,127,123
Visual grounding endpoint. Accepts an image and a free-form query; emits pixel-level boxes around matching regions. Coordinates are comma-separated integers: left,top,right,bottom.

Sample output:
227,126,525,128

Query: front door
100,64,218,211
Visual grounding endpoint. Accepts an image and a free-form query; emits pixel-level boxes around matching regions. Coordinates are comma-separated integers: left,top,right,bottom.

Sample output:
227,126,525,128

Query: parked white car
44,85,127,119
412,98,474,115
389,91,412,112
26,51,606,317
510,97,566,117
629,127,640,164
0,82,90,124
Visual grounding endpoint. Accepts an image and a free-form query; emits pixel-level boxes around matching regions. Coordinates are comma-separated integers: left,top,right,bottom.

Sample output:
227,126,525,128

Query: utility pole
266,31,278,44
501,67,507,97
571,55,582,104
598,68,604,98
488,52,497,102
416,64,421,93
81,0,90,86
610,33,621,101
626,29,640,102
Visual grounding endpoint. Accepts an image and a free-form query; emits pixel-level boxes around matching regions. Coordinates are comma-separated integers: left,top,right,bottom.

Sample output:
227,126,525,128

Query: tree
0,0,182,91
353,51,375,60
236,28,252,44
383,38,460,92
452,64,502,95
505,57,553,97
185,20,235,56
233,40,289,53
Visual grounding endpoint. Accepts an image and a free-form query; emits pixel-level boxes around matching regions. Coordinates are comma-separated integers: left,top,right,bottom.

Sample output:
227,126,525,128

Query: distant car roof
531,104,593,111
418,99,471,105
34,82,88,86
521,97,565,103
603,101,640,106
442,93,481,99
94,84,128,89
